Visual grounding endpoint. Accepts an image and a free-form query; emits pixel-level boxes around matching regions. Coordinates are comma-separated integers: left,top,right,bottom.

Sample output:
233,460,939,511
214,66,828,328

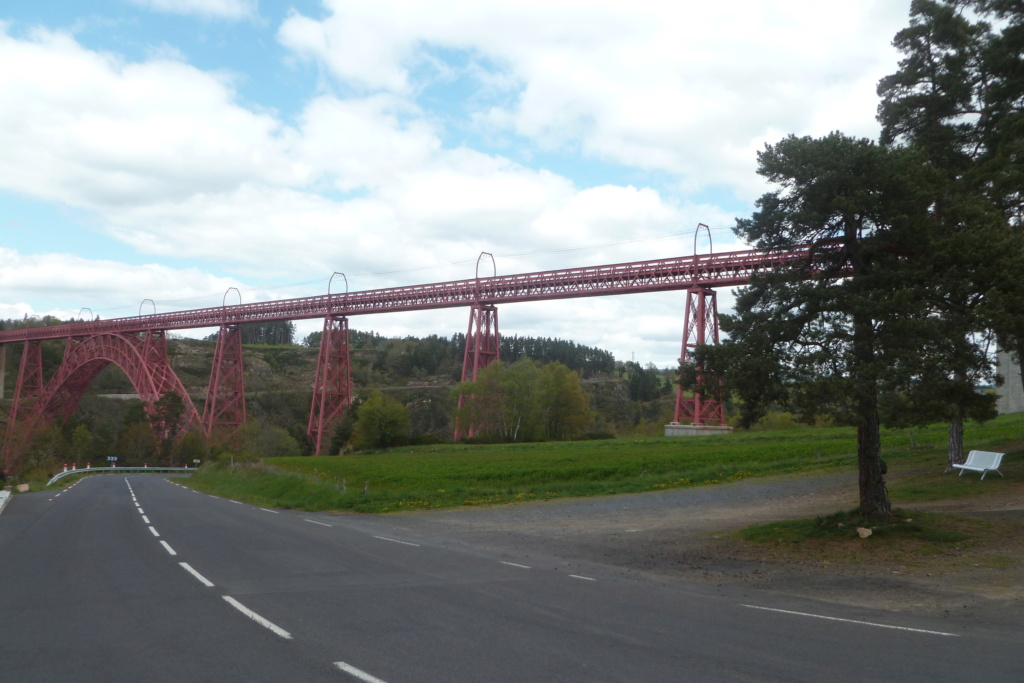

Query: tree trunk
852,306,891,518
947,415,965,471
857,403,891,517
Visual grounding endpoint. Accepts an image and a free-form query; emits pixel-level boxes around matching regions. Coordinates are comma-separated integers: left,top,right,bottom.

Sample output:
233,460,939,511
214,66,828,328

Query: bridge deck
0,246,816,343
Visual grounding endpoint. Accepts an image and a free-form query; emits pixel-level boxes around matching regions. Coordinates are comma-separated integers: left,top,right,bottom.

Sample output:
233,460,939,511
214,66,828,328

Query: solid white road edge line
222,596,292,640
741,604,958,637
304,519,333,527
160,541,177,556
334,661,390,683
179,562,214,587
569,574,597,581
148,526,160,537
500,561,531,569
373,535,420,547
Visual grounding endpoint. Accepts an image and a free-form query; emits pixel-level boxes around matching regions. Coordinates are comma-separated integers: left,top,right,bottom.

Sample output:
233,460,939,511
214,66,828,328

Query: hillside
1,324,679,465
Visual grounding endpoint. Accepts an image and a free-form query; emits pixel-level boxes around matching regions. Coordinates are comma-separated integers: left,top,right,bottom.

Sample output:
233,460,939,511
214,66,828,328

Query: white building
997,350,1024,415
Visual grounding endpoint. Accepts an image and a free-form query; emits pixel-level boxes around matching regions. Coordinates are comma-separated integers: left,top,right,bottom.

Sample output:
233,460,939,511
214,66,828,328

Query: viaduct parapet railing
1,242,828,472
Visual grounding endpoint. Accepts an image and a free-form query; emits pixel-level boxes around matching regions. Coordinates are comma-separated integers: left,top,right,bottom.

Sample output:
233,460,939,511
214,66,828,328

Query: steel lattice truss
1,245,828,468
0,246,817,344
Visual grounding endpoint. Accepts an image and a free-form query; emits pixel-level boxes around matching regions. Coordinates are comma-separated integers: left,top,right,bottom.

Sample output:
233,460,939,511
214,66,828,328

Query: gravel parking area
378,471,1024,627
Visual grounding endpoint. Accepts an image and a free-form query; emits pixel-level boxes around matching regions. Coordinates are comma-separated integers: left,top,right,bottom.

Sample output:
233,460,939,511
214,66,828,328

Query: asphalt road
1,474,1022,682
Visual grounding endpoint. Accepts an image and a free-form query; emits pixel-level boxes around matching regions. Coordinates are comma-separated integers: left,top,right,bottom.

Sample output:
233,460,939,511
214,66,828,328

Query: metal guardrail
47,466,195,487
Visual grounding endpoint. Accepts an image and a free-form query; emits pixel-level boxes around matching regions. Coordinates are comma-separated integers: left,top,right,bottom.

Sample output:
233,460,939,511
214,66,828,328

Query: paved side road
3,474,1024,682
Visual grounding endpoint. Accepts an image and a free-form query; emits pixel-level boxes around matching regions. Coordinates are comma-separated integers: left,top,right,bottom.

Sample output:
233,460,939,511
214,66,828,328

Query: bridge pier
454,303,500,440
308,315,353,455
2,341,44,472
670,286,730,435
203,324,247,442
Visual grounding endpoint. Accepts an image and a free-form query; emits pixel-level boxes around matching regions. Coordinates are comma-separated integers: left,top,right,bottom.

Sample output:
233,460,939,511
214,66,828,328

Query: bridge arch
31,331,200,435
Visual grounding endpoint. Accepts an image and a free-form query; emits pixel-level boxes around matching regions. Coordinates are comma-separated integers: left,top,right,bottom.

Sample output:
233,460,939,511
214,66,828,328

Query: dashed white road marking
500,561,531,569
372,535,420,547
304,519,333,527
259,507,279,514
160,541,177,556
569,574,596,581
230,500,243,505
179,562,214,587
222,596,292,640
741,605,958,637
141,515,151,524
148,526,160,537
334,660,389,683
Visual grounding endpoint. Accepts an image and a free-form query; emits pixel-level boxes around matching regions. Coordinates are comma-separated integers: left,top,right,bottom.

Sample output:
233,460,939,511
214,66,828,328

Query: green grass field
180,413,1024,514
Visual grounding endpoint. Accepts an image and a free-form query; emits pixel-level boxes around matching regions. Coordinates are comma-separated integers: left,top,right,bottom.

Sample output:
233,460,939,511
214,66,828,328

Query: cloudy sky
1,0,913,366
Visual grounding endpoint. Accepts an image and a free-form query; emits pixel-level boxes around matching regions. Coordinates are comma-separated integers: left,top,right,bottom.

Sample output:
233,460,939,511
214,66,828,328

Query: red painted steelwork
454,304,500,440
0,247,820,344
203,325,246,441
674,287,725,425
308,316,352,455
2,341,44,470
461,304,500,383
9,341,42,425
0,244,831,469
2,332,201,472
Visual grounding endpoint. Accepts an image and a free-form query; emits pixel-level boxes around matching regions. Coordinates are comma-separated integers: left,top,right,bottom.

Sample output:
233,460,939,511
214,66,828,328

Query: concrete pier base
664,423,733,437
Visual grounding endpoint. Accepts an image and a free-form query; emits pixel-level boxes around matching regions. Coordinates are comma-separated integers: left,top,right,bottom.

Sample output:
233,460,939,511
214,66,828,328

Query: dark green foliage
623,361,668,401
711,133,940,516
172,430,209,466
286,423,313,456
877,0,1024,465
329,411,357,455
239,321,295,345
353,390,411,449
500,335,615,378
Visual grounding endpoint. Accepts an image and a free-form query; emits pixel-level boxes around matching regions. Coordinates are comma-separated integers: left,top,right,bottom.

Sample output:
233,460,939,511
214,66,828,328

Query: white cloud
0,26,695,283
0,248,245,318
279,0,911,201
295,94,440,192
0,3,919,366
0,27,302,211
129,0,258,21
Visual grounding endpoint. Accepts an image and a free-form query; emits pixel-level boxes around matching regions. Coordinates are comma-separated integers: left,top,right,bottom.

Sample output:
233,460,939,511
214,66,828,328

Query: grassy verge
731,508,1018,573
737,508,969,545
181,413,1024,514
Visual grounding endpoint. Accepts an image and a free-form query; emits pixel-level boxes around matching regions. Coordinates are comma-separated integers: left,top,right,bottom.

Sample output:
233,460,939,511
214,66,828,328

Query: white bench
951,450,1005,480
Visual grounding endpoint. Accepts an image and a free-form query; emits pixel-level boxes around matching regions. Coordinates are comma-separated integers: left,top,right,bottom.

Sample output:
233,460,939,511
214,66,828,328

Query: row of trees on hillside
500,335,616,376
302,330,619,381
699,0,1024,517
